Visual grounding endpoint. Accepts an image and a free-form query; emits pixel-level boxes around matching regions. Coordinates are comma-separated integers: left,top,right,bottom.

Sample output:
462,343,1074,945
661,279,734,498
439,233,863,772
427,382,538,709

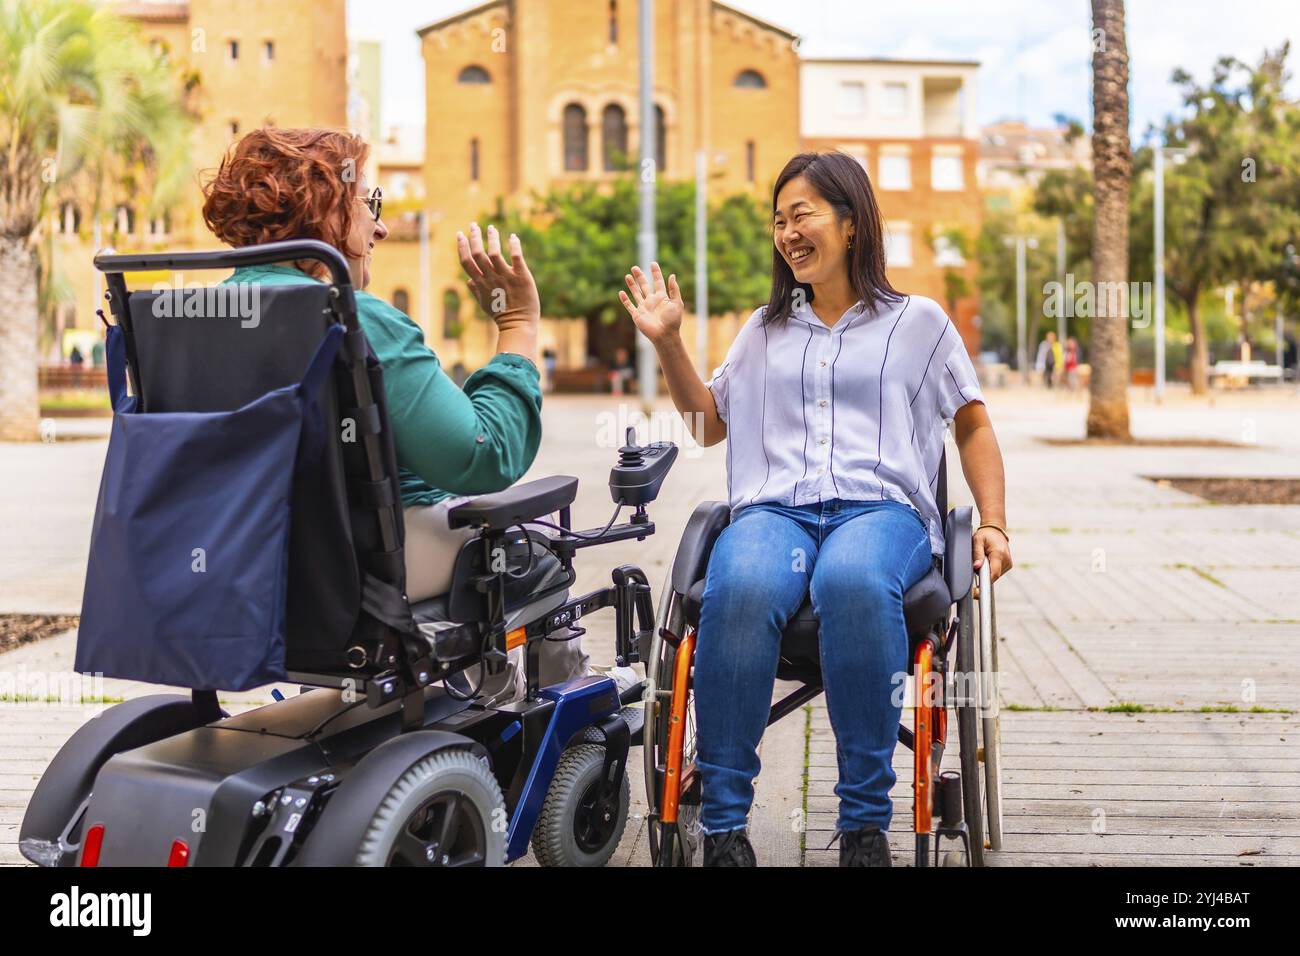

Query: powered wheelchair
20,240,676,868
643,461,1004,867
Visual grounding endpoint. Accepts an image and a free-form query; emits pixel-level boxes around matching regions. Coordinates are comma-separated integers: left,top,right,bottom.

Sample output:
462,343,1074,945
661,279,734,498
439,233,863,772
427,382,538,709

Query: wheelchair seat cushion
681,565,951,676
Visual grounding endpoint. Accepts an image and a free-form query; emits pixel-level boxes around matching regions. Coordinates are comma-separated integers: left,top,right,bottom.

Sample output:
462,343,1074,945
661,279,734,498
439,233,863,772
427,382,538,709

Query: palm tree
1087,0,1133,438
0,0,189,440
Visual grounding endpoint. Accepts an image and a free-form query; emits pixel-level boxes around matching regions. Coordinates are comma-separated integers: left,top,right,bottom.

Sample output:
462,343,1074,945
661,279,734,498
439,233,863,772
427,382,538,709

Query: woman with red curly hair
202,127,599,702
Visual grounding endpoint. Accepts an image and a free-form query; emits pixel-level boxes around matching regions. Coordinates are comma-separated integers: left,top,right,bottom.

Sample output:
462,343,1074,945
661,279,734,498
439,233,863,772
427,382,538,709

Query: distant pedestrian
1038,331,1059,388
542,347,557,393
1064,336,1080,390
609,346,635,395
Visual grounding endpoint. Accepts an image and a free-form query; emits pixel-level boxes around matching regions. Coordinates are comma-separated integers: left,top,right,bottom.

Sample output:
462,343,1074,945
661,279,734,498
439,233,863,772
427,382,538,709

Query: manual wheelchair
20,239,675,868
643,464,1004,867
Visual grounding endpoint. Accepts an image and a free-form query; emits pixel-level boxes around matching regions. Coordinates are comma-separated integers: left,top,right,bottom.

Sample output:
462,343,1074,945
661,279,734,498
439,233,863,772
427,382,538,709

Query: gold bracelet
976,523,1010,543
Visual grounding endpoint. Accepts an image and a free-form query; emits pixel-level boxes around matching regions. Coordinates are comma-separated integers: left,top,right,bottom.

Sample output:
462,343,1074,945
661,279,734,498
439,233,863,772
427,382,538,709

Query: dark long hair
764,151,901,324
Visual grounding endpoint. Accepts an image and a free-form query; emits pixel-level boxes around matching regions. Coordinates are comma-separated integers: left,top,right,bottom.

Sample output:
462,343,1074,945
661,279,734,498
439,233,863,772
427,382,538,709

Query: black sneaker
836,826,892,867
703,828,757,867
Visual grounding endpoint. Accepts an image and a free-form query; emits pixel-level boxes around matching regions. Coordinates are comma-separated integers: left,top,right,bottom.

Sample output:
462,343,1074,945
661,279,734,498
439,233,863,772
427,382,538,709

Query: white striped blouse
706,294,985,554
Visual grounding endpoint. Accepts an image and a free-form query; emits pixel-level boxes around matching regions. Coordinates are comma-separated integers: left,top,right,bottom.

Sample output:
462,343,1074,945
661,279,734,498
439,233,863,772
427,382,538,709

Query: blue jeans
694,498,933,834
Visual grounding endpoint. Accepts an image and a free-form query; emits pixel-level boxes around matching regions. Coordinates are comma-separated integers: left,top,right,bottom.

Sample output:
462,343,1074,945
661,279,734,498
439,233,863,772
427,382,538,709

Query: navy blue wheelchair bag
75,321,344,691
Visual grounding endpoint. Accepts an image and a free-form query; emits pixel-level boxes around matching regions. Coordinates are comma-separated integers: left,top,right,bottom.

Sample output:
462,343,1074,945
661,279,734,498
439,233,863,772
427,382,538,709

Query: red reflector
81,824,105,867
167,839,190,867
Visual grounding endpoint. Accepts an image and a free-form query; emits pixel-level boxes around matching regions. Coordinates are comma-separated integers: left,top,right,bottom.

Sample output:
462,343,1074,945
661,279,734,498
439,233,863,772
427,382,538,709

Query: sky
348,0,1300,144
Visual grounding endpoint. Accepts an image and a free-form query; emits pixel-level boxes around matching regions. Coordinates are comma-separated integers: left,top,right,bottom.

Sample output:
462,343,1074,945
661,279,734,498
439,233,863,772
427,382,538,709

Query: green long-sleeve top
225,264,542,506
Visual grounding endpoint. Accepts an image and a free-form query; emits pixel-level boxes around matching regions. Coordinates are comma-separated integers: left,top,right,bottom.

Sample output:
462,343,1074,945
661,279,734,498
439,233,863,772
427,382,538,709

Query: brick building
389,0,801,371
800,57,983,353
47,0,347,356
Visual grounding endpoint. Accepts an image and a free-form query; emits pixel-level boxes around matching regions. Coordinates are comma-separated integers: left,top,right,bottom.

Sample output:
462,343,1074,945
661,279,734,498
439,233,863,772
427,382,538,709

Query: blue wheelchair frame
20,240,676,867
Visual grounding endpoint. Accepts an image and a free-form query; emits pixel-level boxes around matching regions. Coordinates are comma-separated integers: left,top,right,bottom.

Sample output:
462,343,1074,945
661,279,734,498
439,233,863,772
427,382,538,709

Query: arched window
470,137,480,182
734,69,767,89
601,104,627,171
608,0,618,44
655,104,666,174
392,288,410,314
442,289,462,339
563,103,588,171
458,65,491,84
59,201,81,235
115,204,135,235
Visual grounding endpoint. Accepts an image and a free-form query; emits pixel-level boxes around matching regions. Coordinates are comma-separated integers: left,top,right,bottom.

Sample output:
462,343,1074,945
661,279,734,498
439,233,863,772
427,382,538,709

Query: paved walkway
2,386,1298,866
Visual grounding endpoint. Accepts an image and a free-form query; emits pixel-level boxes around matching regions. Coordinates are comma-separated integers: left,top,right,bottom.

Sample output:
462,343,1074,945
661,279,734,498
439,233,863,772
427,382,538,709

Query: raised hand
456,222,540,333
618,262,684,346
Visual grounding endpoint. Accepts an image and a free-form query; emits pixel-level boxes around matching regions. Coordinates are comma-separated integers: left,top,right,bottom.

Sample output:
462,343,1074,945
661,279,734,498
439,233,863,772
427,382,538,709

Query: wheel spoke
436,793,462,851
393,829,430,866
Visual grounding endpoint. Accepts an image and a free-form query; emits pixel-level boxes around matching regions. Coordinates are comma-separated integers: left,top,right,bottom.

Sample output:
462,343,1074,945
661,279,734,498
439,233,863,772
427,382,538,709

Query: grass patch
1197,705,1295,714
1078,702,1294,715
1172,562,1228,589
1090,702,1177,713
1005,703,1063,712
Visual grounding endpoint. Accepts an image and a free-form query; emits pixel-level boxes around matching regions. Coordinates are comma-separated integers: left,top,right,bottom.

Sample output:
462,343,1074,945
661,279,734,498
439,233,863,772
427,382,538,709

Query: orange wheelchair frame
642,457,1002,867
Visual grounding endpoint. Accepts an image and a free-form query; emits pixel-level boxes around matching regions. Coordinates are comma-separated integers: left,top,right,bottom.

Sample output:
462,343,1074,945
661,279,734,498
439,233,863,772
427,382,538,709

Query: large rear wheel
954,591,986,867
355,750,506,867
644,591,702,866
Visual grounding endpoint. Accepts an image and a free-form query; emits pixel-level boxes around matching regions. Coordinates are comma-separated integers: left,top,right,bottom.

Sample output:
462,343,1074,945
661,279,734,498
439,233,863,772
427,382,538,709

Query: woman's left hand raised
972,527,1012,582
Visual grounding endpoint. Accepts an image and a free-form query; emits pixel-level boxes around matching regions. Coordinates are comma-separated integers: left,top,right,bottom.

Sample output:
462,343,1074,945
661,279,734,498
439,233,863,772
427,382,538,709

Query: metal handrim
954,591,986,867
977,562,1003,851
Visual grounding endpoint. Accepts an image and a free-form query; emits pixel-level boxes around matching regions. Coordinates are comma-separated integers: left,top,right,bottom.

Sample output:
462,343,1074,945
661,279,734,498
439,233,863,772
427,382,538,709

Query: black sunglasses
359,186,382,222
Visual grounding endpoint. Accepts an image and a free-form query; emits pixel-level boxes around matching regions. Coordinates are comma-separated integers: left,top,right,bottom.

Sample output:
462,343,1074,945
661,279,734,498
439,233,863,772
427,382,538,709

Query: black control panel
609,428,678,509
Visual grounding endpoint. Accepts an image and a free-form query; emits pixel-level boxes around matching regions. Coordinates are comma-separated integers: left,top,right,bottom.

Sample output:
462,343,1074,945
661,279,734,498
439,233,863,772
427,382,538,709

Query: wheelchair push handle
93,239,356,298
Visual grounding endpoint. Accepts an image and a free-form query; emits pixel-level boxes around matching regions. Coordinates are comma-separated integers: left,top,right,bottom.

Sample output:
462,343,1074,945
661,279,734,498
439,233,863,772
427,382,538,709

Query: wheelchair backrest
102,244,408,681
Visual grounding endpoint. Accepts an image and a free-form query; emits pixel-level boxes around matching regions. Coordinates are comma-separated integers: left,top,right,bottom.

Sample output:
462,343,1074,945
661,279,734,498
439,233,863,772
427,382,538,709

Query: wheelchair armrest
446,475,579,531
943,506,974,602
671,501,731,594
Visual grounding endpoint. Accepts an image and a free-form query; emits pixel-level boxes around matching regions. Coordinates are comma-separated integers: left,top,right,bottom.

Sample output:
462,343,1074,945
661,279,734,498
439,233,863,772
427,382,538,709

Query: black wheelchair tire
354,750,506,866
955,591,987,867
532,744,630,867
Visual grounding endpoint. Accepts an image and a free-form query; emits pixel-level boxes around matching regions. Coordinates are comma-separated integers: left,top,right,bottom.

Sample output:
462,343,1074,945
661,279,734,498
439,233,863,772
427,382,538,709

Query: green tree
492,175,770,363
1032,166,1095,280
1129,45,1300,392
0,0,190,439
975,207,1055,361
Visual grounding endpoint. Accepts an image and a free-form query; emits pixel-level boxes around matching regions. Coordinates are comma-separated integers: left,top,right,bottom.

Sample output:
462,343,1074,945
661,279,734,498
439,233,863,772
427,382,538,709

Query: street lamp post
1153,144,1189,402
1056,217,1067,344
695,150,708,377
1006,234,1038,384
636,0,657,411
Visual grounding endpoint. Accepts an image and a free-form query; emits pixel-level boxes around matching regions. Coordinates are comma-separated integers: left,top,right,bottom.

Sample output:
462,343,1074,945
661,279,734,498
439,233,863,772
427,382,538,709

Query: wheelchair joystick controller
609,427,678,522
